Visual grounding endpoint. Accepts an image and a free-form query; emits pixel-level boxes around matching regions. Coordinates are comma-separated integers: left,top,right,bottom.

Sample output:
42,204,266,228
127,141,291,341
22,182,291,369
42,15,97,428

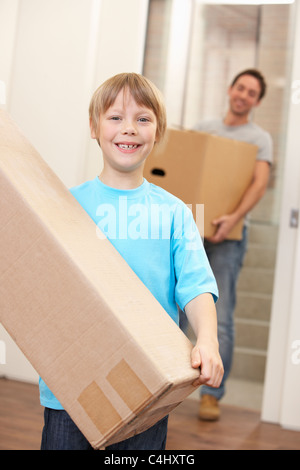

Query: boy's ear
89,117,98,139
90,117,101,148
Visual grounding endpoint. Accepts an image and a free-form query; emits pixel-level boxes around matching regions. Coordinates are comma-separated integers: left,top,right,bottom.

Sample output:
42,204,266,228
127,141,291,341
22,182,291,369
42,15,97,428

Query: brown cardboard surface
144,128,257,240
0,110,199,449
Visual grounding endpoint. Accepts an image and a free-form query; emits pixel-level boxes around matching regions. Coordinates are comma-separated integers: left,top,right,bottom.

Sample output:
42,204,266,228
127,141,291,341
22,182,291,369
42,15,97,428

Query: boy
40,73,223,450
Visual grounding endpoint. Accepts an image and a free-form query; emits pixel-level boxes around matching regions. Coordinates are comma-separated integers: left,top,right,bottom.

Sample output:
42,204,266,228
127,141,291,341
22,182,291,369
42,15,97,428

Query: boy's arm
185,293,224,388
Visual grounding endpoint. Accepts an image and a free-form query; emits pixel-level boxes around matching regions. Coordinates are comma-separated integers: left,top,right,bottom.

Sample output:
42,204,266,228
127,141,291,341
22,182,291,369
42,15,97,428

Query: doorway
143,0,296,409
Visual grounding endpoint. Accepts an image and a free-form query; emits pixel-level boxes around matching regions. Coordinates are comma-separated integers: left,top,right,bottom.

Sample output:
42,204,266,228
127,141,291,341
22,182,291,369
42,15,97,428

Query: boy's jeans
41,407,168,450
201,226,248,401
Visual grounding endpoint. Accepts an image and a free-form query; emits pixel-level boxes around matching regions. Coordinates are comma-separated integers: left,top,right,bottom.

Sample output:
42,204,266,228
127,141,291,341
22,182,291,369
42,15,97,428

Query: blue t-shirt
39,177,218,409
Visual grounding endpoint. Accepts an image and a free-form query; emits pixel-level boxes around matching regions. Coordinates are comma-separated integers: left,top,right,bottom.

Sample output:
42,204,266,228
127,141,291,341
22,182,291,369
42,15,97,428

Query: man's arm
185,293,224,388
207,160,270,243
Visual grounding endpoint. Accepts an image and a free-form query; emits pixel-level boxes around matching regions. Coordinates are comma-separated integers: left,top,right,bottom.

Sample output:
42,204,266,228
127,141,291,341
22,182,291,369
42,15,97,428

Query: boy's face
92,89,157,176
228,74,261,117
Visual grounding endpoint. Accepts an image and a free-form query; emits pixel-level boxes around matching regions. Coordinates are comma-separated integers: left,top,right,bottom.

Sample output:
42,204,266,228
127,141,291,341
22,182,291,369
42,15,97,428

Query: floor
166,398,300,450
190,376,264,410
1,377,300,450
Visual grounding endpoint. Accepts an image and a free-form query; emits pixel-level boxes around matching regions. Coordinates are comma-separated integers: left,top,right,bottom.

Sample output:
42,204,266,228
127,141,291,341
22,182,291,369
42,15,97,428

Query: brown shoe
199,395,220,421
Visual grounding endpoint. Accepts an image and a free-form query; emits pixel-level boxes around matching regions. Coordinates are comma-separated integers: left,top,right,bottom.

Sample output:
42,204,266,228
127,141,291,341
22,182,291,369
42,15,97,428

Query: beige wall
0,0,149,383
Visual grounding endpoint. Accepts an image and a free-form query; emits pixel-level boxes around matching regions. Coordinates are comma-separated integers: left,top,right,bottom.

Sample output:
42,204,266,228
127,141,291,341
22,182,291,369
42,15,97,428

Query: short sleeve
256,131,273,165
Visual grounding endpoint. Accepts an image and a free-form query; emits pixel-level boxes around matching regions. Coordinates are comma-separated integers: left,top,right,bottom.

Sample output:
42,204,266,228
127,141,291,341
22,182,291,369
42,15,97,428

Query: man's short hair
89,73,167,143
231,69,267,101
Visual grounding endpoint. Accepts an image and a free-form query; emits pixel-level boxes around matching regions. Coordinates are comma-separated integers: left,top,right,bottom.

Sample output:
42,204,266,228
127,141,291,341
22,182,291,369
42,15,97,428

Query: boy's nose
121,120,137,135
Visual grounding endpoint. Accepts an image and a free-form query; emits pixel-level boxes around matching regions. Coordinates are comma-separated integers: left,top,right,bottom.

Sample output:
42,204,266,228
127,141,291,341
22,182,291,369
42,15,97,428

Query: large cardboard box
144,128,257,240
0,110,199,449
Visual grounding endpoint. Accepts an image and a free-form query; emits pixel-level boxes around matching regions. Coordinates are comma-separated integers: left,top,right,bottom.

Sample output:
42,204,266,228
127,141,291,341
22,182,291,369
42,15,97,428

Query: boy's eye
138,117,150,122
110,116,121,121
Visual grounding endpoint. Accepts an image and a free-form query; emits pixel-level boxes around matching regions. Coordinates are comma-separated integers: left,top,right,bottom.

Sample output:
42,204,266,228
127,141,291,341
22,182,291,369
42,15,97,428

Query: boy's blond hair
89,73,167,143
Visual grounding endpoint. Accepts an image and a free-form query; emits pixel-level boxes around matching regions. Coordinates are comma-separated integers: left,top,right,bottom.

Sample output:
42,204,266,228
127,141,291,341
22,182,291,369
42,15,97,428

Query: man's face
228,74,262,117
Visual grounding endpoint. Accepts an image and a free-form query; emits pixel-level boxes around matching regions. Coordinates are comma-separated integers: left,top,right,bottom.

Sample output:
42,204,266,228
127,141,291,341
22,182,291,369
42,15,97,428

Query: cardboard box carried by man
144,128,257,240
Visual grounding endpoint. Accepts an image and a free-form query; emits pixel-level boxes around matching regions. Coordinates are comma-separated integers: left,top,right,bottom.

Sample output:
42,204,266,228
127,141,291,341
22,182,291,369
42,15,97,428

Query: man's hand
207,213,239,244
207,161,271,244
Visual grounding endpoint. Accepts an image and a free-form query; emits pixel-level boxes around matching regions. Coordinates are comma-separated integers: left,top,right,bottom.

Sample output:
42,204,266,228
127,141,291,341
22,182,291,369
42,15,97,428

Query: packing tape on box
78,359,152,436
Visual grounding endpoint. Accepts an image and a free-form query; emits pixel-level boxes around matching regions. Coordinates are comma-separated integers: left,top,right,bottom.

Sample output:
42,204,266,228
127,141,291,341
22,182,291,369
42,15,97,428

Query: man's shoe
199,395,220,421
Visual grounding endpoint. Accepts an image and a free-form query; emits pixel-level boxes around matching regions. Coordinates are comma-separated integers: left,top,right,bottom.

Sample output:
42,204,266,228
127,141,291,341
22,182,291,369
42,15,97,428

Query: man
194,69,273,420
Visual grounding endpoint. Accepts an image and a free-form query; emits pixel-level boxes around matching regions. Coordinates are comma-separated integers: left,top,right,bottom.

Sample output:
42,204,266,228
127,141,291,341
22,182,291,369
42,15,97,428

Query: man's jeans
41,407,168,450
201,227,248,401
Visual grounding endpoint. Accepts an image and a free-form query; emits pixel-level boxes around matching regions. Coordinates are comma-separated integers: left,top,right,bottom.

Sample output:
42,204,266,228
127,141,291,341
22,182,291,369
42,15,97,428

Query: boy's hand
191,340,224,388
184,293,224,388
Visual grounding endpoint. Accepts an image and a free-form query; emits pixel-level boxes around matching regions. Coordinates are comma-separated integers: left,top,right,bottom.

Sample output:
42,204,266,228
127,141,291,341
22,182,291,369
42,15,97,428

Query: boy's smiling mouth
115,143,140,151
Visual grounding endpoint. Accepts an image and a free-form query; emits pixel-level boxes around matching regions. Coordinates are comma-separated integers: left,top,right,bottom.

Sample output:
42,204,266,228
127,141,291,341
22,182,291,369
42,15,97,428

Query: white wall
163,0,195,127
0,0,149,383
262,0,300,430
0,0,19,101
